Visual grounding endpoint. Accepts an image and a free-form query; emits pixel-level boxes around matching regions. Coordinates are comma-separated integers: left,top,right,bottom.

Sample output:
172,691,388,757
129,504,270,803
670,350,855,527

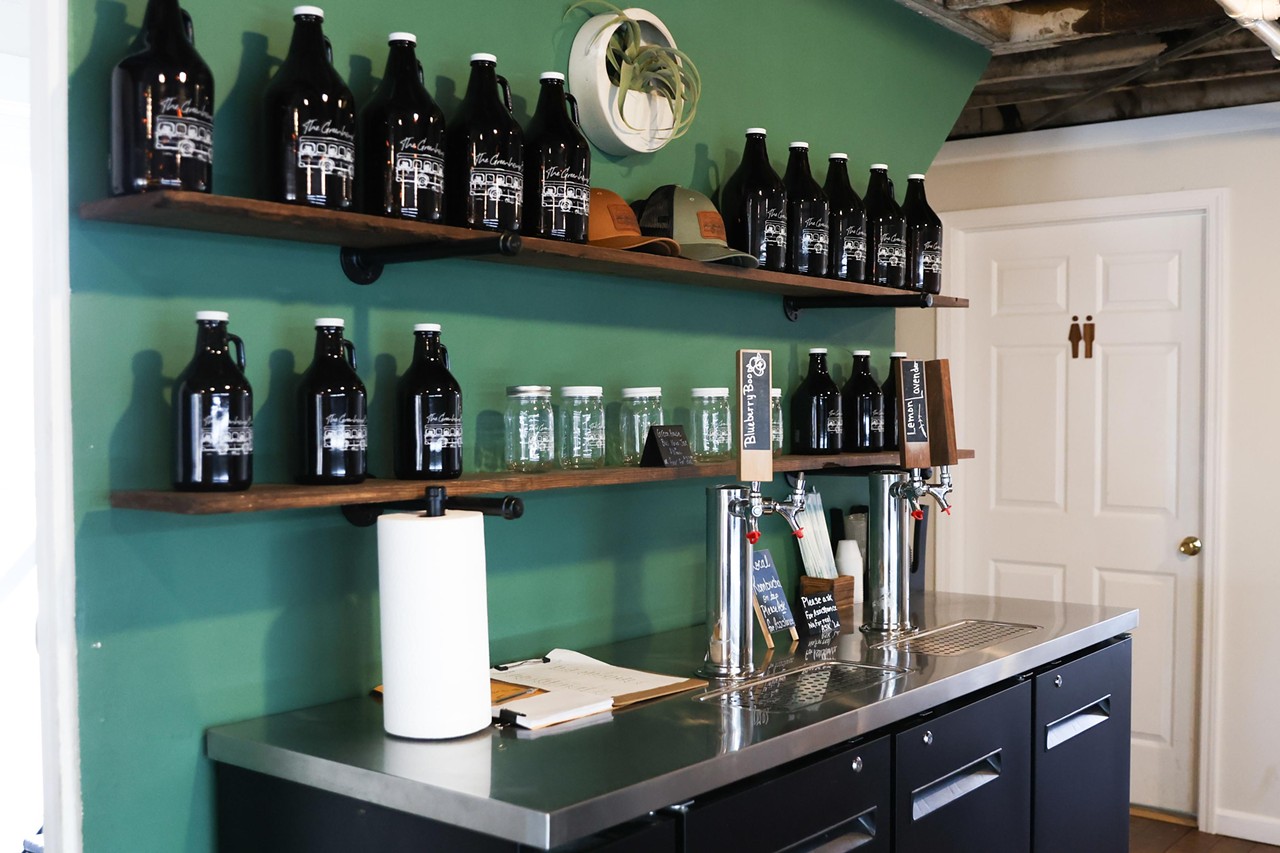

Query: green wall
66,1,987,849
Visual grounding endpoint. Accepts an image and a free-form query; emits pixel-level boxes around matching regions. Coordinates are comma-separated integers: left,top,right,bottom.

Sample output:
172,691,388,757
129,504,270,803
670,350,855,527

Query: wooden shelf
110,450,975,516
79,192,969,307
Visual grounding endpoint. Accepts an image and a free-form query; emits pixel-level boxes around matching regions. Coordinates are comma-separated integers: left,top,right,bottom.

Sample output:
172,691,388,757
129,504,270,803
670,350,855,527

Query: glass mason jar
770,387,784,455
558,385,605,469
690,387,732,462
505,385,554,472
620,386,663,465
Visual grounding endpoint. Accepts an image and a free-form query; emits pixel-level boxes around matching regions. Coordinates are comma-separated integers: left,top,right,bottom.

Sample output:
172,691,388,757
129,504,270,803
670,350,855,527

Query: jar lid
315,317,345,328
890,351,908,357
195,310,228,322
789,141,809,149
413,322,441,332
621,386,662,398
770,387,782,397
829,152,848,160
853,349,871,356
870,163,889,171
908,173,925,180
470,52,497,64
388,32,417,44
560,385,603,396
691,387,730,397
745,127,767,136
809,347,827,354
540,71,566,81
507,385,551,396
293,6,324,19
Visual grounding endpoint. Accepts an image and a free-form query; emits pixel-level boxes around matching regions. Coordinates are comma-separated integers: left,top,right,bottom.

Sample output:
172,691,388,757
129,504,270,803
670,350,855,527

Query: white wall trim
934,188,1228,830
935,102,1280,165
1212,810,1280,847
31,0,81,849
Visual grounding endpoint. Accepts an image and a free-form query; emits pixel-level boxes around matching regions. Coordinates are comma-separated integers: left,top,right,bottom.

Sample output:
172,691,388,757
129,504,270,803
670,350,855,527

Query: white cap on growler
293,6,324,19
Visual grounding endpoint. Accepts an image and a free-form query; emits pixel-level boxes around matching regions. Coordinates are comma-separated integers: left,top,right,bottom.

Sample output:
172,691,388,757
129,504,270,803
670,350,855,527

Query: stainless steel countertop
206,592,1137,849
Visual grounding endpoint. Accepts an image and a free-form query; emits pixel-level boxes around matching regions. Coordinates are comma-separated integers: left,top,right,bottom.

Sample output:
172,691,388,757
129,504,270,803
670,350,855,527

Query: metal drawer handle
911,749,1002,822
1046,695,1112,750
851,756,863,773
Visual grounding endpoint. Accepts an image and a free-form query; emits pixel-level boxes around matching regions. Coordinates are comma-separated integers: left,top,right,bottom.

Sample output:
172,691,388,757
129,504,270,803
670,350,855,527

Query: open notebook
490,649,706,729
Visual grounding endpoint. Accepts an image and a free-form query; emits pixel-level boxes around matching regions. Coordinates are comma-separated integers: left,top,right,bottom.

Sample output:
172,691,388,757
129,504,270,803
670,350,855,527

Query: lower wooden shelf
109,450,974,516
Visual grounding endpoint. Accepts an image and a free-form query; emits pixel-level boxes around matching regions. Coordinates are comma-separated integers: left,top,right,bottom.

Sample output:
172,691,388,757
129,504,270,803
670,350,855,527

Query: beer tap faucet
703,473,807,681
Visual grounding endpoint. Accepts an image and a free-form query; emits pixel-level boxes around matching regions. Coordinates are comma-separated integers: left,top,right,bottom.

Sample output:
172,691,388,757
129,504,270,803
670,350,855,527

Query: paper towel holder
341,487,525,527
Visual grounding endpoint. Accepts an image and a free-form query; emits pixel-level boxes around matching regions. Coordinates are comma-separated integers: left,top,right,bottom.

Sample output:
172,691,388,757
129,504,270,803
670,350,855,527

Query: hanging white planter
567,8,681,156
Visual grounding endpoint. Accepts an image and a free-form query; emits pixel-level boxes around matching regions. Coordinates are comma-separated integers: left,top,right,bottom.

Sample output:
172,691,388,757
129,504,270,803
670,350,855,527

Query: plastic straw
797,490,838,579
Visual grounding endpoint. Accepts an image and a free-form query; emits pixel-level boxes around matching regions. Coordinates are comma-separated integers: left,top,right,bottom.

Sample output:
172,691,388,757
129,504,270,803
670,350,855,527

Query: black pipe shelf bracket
783,292,934,321
341,486,525,527
340,231,523,284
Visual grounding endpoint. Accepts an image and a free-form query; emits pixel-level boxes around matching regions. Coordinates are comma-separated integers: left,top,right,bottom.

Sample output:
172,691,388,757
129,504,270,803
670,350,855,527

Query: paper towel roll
378,510,492,739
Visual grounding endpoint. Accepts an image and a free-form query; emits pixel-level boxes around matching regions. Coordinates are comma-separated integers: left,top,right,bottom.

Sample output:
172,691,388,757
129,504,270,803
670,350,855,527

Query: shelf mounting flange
340,231,522,284
784,292,934,321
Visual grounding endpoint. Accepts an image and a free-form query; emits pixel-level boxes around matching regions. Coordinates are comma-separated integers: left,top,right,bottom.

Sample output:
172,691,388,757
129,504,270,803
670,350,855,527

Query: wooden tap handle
738,349,773,483
925,359,959,467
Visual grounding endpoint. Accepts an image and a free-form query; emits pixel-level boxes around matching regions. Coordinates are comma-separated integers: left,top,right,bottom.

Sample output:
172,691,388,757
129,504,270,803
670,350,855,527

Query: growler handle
417,60,425,86
228,333,246,371
343,339,357,372
496,73,514,114
565,91,581,127
323,35,333,66
180,8,195,45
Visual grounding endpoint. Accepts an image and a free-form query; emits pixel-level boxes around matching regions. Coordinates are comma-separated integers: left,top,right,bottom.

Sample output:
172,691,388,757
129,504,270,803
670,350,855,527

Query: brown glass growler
881,351,906,451
790,348,842,454
264,6,357,209
522,72,590,242
783,142,829,277
446,53,523,231
298,318,367,484
173,311,253,491
903,174,943,294
395,323,462,479
842,350,884,451
358,33,445,221
110,0,214,195
824,154,868,283
865,164,907,288
720,128,787,271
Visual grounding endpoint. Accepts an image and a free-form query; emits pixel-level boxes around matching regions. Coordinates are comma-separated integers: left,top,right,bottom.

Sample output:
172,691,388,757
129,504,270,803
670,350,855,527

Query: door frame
31,0,83,849
934,188,1227,828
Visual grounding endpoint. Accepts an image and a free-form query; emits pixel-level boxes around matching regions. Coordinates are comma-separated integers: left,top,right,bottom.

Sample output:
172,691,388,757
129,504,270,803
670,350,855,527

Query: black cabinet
1032,637,1132,853
893,680,1033,853
215,764,679,853
679,734,891,852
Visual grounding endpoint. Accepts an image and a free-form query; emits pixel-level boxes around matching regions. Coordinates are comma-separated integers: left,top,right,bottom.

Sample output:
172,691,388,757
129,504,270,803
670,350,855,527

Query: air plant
565,1,702,140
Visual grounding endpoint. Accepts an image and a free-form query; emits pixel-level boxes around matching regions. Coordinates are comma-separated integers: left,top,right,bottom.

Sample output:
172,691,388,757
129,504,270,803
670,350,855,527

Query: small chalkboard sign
751,549,798,647
901,359,930,445
640,424,696,467
797,591,842,639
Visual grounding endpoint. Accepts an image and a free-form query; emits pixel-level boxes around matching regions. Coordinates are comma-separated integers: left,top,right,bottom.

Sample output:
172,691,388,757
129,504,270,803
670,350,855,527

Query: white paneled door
949,206,1206,815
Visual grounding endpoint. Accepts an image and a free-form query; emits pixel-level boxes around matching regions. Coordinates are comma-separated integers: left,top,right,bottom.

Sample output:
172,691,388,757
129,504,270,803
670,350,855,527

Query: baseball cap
637,185,759,268
587,188,680,255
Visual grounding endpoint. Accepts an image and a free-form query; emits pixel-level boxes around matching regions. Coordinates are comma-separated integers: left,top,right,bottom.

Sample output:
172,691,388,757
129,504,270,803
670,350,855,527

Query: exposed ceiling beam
950,72,1280,137
976,29,1265,84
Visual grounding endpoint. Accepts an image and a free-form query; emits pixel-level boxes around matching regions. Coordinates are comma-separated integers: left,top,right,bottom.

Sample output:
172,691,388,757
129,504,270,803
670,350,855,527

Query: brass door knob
1179,536,1202,556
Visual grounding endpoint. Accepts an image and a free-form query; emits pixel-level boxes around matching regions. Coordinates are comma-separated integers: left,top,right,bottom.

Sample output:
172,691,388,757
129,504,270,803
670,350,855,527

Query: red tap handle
943,506,952,515
747,530,761,545
912,509,925,521
793,527,805,539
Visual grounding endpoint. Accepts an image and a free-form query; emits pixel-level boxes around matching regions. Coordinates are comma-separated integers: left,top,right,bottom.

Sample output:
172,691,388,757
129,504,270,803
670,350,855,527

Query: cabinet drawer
680,734,890,853
894,680,1032,853
1033,637,1132,853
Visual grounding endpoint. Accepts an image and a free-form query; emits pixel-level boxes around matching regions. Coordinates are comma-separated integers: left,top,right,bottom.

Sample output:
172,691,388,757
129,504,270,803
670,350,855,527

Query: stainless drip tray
696,662,909,714
872,620,1039,656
